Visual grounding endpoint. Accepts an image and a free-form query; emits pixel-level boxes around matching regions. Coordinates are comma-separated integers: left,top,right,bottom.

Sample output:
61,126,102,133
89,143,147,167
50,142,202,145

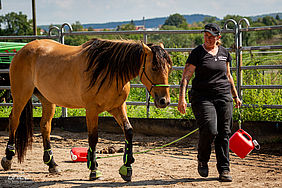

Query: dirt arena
0,128,281,188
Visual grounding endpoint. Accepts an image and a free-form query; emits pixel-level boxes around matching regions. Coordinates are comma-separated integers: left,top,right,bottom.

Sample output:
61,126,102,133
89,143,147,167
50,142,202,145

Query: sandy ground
0,128,281,188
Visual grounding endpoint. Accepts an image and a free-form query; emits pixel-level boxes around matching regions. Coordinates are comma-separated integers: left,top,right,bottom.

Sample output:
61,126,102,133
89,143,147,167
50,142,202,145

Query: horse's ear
159,42,164,49
142,42,152,54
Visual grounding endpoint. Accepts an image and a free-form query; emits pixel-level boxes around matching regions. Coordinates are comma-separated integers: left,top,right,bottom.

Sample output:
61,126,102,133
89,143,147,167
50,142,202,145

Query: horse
1,38,172,181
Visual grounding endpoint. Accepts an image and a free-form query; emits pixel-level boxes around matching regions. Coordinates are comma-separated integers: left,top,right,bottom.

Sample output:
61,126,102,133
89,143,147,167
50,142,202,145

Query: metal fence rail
241,45,282,51
0,35,58,40
0,20,282,118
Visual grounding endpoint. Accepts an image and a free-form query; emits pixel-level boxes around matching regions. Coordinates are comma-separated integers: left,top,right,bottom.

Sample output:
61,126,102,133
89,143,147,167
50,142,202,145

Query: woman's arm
178,63,196,114
226,62,242,108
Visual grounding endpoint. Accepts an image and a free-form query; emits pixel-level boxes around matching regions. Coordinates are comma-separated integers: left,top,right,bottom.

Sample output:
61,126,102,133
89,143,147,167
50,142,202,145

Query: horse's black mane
82,38,172,92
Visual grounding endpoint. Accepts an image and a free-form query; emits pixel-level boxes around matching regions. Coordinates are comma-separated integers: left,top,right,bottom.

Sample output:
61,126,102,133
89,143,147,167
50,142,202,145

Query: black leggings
192,97,233,173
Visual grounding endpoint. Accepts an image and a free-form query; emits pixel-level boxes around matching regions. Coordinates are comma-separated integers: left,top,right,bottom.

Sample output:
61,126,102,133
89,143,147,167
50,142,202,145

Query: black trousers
191,94,233,174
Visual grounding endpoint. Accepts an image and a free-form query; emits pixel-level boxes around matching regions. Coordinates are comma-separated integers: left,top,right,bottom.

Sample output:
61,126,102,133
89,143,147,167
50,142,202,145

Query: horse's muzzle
154,96,170,108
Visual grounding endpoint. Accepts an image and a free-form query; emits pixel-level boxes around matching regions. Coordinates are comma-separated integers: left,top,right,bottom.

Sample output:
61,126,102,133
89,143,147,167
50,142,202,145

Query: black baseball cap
203,23,221,36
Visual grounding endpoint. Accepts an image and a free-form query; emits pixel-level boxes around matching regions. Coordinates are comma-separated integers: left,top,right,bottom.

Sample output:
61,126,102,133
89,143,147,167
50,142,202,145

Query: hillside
39,12,282,31
83,14,216,29
251,12,281,21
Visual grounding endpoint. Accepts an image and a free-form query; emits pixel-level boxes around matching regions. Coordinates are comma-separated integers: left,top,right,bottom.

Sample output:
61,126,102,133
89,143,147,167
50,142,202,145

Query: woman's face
204,32,220,48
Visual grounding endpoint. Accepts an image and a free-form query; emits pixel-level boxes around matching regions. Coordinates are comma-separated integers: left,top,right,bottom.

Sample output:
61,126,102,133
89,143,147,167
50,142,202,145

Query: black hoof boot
49,165,60,174
1,157,12,171
119,165,132,182
89,170,102,180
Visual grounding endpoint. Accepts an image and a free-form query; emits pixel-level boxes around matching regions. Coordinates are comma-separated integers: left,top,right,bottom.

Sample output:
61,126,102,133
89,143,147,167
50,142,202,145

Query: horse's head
139,43,172,108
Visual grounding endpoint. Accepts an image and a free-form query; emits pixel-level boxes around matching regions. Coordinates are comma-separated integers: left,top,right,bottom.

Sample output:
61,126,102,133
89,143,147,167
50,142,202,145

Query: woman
178,23,242,182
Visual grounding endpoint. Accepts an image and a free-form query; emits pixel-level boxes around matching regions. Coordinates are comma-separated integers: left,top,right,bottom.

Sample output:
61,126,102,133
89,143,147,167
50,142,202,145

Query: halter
140,53,170,95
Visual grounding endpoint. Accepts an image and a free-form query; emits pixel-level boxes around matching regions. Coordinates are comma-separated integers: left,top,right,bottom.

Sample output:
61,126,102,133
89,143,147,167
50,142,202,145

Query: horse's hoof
49,166,60,174
89,170,102,180
119,165,132,182
1,157,12,171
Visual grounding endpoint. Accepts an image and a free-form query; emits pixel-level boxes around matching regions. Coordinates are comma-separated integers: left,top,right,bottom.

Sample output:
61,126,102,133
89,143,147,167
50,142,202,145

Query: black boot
219,170,232,182
198,161,208,177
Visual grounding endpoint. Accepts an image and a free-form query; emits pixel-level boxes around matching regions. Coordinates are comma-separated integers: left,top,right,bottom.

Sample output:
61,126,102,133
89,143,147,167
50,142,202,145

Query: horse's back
10,39,87,108
9,39,137,110
10,39,83,82
11,39,77,70
14,39,80,59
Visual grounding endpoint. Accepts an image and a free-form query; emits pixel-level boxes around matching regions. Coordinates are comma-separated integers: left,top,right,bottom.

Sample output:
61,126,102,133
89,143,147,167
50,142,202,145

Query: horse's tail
15,98,33,163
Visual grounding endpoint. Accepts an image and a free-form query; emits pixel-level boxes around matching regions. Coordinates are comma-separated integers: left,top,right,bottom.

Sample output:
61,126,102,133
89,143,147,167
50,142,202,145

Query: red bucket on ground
70,147,88,162
229,129,259,159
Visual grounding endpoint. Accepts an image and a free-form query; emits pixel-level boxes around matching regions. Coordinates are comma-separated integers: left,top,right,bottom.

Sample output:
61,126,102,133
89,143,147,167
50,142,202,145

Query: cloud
53,0,76,10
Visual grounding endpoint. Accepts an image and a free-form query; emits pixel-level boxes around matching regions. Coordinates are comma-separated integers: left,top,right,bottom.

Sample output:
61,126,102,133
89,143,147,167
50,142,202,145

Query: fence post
224,19,240,97
238,18,250,99
59,23,73,118
48,26,60,38
60,23,73,44
142,33,150,118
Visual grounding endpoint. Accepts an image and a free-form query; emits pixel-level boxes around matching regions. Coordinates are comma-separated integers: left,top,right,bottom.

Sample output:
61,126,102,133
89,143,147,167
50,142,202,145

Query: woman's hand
178,97,187,114
234,97,242,108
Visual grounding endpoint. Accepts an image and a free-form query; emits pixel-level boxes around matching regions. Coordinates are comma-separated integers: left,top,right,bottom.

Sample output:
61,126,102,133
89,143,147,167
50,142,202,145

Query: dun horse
1,38,172,181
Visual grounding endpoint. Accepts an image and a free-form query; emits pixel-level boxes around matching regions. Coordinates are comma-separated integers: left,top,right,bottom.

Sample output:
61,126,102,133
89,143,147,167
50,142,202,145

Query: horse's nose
159,97,170,107
160,98,166,105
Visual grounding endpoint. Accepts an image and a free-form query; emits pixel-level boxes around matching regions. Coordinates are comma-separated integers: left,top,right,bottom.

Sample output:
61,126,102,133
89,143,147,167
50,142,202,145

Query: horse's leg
108,103,134,182
35,92,59,173
1,86,34,170
86,107,102,180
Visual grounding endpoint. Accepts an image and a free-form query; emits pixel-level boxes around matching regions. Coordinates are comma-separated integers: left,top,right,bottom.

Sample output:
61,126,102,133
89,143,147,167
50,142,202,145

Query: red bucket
229,129,259,159
70,147,88,162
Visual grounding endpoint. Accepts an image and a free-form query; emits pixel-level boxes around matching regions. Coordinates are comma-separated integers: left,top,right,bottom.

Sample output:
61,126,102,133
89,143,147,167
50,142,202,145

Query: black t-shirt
186,45,232,97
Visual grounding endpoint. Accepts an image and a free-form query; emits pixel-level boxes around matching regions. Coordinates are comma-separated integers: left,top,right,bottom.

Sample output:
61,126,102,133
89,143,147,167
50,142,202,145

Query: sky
0,0,281,25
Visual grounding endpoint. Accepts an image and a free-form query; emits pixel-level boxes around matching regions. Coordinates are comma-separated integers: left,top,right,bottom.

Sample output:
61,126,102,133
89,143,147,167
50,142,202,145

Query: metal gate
0,19,281,118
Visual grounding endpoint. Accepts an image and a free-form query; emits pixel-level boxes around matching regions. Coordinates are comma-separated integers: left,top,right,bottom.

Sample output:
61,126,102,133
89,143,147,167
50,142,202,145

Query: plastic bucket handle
239,129,252,141
253,140,260,150
70,151,77,160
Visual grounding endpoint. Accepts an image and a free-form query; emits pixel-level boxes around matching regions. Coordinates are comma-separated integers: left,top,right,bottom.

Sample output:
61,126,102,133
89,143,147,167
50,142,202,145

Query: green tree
64,35,90,46
120,22,135,30
71,21,83,31
262,16,278,25
221,15,253,29
254,16,279,41
203,16,217,24
0,12,33,35
163,13,188,28
220,15,256,47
